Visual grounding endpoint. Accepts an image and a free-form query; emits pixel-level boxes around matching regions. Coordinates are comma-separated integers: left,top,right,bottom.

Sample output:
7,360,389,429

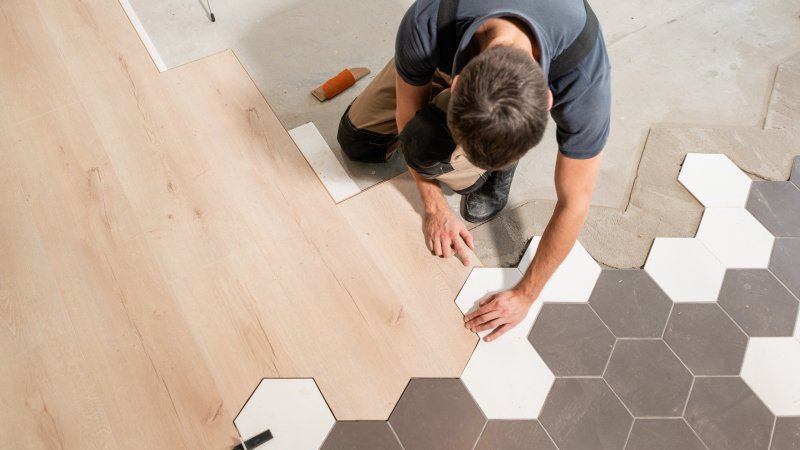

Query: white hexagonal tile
678,153,753,207
234,378,334,449
460,332,555,419
644,238,727,302
741,337,800,416
696,208,775,268
517,237,601,303
455,268,535,338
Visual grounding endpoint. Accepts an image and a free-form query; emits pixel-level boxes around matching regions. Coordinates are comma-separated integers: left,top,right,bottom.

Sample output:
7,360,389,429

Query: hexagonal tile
684,377,774,450
678,153,753,207
388,378,485,450
604,340,693,417
696,208,775,269
644,238,727,302
741,337,800,416
771,417,800,450
518,237,601,302
539,378,633,450
454,268,528,338
528,303,615,376
769,238,800,300
588,270,673,338
320,421,401,450
663,303,748,375
625,419,706,450
474,420,557,450
461,330,554,419
718,270,799,337
234,378,335,450
746,181,800,237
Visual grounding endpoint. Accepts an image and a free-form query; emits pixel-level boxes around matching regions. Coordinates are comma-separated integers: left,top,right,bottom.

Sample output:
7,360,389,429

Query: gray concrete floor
127,0,800,266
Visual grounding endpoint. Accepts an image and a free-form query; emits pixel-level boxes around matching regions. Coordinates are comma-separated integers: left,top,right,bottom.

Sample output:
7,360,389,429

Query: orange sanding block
312,67,370,102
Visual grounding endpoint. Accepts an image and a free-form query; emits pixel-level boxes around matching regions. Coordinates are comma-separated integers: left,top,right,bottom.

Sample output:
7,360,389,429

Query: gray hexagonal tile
625,419,706,450
474,420,557,450
771,417,800,450
604,340,693,417
388,378,485,450
663,303,748,375
718,270,799,337
770,238,800,299
539,378,633,450
684,377,774,450
528,303,615,376
320,421,401,450
746,181,800,237
589,270,673,338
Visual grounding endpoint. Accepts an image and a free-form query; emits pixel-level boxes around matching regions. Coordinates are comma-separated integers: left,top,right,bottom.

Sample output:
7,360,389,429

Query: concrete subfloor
127,0,800,267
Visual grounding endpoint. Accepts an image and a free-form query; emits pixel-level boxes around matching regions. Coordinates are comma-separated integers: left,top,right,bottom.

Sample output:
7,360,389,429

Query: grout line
117,0,168,72
681,377,695,417
682,416,711,450
601,339,618,378
767,415,777,450
661,302,674,339
387,421,405,450
470,420,488,450
621,417,635,450
539,419,561,450
602,377,636,420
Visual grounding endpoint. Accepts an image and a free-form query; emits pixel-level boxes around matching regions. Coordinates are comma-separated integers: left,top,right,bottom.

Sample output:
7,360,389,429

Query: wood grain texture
0,0,477,446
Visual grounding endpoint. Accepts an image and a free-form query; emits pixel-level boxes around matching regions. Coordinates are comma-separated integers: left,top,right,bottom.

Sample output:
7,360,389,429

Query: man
337,0,610,341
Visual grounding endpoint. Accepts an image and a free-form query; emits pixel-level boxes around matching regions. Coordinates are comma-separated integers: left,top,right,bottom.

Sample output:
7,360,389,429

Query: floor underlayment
126,0,800,267
236,153,800,449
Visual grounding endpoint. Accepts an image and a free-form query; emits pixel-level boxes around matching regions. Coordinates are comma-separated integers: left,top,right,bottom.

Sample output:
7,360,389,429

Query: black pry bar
205,0,216,22
232,429,273,450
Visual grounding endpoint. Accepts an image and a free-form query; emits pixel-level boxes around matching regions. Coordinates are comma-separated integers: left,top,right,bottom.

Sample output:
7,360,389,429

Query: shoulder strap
437,0,460,71
548,0,599,82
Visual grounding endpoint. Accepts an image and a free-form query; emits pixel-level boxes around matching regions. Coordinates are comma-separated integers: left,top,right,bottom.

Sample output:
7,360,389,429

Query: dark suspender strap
548,0,599,83
437,0,460,69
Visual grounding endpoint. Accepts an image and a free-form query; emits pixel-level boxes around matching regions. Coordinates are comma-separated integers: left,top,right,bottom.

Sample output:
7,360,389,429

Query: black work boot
460,163,517,223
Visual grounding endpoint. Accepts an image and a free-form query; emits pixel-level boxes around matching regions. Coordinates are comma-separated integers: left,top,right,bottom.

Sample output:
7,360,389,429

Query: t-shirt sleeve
549,51,611,159
395,3,439,86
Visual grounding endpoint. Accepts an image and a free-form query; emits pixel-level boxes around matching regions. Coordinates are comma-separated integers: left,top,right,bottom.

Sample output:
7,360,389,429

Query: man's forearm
409,167,447,214
516,200,589,300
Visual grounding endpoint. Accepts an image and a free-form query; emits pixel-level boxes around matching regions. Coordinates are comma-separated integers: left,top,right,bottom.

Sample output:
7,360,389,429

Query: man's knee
337,106,397,164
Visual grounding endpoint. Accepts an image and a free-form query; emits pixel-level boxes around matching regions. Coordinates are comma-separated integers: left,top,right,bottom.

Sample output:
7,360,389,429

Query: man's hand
464,288,533,341
424,209,474,266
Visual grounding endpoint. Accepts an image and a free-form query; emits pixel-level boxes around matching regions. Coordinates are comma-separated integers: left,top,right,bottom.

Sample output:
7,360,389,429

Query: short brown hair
448,46,549,171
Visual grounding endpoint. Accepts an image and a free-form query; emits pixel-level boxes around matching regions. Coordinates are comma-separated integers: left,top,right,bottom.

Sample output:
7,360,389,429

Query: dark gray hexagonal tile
790,156,800,189
718,270,799,337
663,303,748,375
604,340,693,417
539,378,633,450
320,421,402,450
685,377,774,450
529,303,615,376
770,238,800,299
474,420,557,450
388,378,485,450
746,181,800,237
589,270,673,338
625,419,706,450
771,417,800,450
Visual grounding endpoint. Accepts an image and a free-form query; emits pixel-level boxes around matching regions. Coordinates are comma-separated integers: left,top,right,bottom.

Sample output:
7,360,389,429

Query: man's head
448,46,551,171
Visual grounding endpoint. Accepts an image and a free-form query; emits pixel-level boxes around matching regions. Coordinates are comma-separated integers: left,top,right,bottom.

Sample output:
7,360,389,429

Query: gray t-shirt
395,0,611,158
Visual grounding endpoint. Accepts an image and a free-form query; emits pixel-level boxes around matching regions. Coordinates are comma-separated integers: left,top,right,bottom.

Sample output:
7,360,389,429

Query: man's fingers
452,239,470,266
441,237,454,258
485,324,510,342
433,236,443,257
463,300,499,322
460,228,475,250
474,318,505,333
466,311,501,330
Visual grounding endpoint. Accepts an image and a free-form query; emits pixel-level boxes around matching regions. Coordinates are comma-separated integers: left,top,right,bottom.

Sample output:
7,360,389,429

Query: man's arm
464,151,603,341
397,74,475,265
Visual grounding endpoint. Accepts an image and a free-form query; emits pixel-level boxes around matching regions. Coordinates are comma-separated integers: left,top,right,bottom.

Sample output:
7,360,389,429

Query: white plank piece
289,122,362,203
678,153,752,207
517,237,601,303
644,238,727,302
461,336,554,419
696,208,775,268
741,337,800,416
234,378,335,449
118,0,168,72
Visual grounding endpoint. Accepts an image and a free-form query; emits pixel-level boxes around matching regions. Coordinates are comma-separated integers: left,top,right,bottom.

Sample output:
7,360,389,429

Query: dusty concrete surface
473,54,800,269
